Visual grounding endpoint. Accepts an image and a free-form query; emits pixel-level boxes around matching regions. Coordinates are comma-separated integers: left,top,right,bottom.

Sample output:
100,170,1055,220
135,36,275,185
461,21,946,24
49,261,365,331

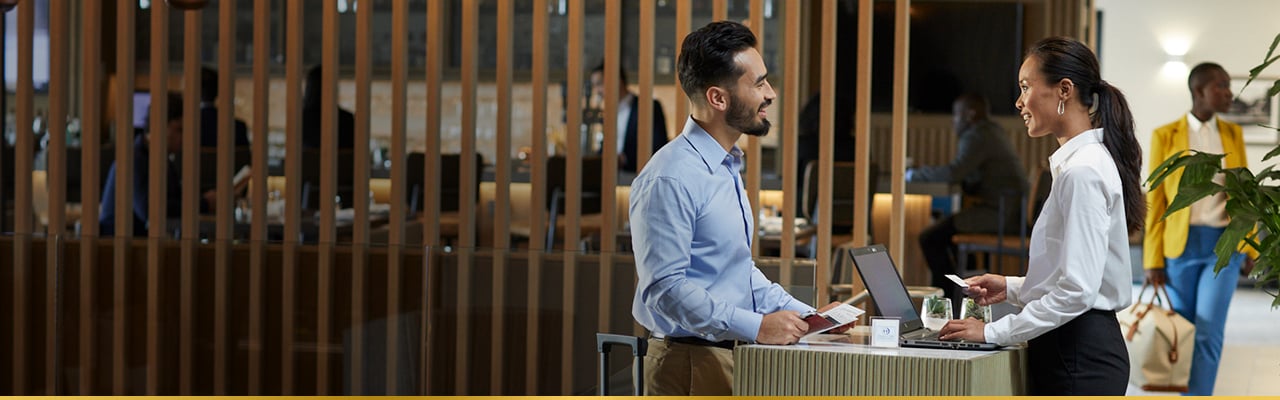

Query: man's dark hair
1187,62,1226,93
146,92,185,130
591,62,627,86
677,21,757,103
955,93,990,119
200,66,218,102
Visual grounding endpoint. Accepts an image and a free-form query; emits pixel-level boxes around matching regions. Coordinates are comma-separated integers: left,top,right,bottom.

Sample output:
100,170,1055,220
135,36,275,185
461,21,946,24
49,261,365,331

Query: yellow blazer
1144,115,1259,269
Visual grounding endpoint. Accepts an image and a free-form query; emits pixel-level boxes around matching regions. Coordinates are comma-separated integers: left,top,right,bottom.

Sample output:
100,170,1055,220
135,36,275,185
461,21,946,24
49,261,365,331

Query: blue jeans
1164,225,1243,396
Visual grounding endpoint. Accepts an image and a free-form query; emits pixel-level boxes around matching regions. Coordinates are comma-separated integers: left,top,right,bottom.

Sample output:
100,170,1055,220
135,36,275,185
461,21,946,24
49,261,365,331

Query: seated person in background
101,93,216,237
200,66,251,147
589,63,668,173
796,91,856,194
910,93,1027,290
301,64,356,149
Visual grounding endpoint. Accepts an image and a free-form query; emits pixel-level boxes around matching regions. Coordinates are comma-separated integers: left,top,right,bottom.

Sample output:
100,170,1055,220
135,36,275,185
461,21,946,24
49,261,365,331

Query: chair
800,160,878,301
405,152,484,216
543,155,603,251
299,148,355,211
951,166,1052,275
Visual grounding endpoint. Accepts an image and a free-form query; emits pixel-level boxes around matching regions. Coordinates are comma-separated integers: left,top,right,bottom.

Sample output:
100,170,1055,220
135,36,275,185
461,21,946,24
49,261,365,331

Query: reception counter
733,328,1027,396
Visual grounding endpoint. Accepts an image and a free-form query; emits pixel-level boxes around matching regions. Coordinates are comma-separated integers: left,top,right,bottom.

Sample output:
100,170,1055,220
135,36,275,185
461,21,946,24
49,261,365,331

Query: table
733,327,1027,396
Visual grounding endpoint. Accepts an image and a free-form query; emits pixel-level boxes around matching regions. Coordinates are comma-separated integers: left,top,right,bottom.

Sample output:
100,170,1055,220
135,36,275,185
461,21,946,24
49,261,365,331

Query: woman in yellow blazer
1144,62,1257,396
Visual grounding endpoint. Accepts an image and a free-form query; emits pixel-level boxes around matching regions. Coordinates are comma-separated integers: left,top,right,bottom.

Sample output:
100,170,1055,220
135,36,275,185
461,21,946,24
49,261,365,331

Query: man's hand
816,301,858,334
964,274,1007,306
939,318,986,342
757,310,808,345
1145,268,1166,286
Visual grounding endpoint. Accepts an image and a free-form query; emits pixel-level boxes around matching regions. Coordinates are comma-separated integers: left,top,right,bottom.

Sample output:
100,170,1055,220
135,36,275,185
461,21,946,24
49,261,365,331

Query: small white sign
870,317,900,348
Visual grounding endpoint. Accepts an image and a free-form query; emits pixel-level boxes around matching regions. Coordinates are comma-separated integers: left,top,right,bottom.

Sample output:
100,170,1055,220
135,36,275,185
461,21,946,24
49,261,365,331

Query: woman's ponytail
1094,80,1145,234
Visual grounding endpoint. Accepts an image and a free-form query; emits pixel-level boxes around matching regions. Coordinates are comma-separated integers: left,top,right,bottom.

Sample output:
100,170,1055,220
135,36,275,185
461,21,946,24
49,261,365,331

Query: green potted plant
1146,32,1280,307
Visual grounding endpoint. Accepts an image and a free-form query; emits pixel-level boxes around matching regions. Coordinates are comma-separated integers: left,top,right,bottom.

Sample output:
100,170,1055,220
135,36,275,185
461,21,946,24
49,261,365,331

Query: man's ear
705,86,730,112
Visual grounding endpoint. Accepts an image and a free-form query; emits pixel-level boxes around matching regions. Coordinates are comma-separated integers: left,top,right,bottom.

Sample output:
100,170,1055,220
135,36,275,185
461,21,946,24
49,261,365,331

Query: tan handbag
1116,282,1195,392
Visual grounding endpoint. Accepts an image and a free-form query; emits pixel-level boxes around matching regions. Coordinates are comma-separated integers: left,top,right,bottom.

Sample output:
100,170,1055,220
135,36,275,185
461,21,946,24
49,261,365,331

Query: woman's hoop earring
1057,100,1065,116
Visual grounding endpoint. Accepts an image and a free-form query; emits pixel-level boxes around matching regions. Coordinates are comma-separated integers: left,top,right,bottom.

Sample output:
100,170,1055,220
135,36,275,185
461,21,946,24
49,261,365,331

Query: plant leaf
1145,150,1191,188
1164,182,1223,220
1146,151,1224,191
1270,79,1280,98
1213,215,1257,274
1265,144,1280,163
1246,54,1280,88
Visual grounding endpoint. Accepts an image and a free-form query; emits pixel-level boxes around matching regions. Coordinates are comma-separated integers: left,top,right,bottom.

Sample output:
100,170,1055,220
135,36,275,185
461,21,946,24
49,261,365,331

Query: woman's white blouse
984,128,1134,345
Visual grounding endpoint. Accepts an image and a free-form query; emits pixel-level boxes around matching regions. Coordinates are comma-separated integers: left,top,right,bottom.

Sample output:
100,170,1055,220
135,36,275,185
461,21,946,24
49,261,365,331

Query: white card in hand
945,274,969,288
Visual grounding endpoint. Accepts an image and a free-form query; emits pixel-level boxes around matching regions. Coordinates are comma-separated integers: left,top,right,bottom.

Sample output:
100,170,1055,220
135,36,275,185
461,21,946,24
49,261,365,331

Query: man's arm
910,128,987,183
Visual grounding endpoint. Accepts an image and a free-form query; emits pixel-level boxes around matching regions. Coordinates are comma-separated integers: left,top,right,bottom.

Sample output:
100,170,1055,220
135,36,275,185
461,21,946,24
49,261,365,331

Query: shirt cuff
1004,276,1026,307
728,307,765,343
984,316,1012,345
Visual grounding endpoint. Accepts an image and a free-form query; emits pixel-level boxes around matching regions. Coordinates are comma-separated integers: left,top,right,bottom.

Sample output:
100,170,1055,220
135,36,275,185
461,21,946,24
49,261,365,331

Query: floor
1127,285,1280,396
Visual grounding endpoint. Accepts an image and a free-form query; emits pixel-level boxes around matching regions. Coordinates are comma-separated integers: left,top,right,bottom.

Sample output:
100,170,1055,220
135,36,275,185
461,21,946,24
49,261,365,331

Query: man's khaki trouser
643,338,734,395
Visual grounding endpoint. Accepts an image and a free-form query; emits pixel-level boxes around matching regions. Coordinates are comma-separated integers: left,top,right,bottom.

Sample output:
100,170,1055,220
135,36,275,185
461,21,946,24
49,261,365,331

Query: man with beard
629,21,850,395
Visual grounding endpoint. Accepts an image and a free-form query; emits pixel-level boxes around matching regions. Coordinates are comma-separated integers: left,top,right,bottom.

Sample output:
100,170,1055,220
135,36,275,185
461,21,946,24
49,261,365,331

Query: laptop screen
850,245,925,331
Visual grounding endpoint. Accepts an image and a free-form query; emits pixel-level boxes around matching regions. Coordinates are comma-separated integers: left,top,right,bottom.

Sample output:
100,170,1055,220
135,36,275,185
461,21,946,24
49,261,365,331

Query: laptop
849,244,1001,351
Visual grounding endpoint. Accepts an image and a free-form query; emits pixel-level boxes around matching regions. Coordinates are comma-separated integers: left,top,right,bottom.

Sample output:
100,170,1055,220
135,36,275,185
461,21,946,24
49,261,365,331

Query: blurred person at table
100,93,217,237
589,62,669,173
1144,61,1256,396
199,66,251,147
301,64,356,149
630,21,852,396
910,93,1027,291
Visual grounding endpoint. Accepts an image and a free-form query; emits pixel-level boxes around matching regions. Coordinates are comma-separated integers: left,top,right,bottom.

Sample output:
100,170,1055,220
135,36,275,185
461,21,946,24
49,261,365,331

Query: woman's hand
963,274,1007,306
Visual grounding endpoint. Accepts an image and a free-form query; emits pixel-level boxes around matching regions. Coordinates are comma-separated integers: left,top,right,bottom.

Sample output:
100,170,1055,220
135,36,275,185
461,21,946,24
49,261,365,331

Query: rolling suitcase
596,333,647,395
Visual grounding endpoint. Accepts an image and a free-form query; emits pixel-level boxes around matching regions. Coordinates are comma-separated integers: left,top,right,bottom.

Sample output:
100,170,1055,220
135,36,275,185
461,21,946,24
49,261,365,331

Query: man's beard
726,94,772,137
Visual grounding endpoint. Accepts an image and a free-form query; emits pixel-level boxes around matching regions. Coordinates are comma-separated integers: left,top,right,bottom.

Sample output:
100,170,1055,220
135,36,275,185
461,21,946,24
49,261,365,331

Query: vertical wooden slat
350,0,375,395
562,0,584,393
525,0,549,393
636,0,655,173
490,0,514,393
146,0,170,394
853,0,872,248
315,0,339,393
384,0,407,394
214,0,236,393
713,0,726,21
889,0,910,266
422,1,444,393
248,0,270,393
111,0,136,393
455,1,479,393
673,0,689,155
282,0,304,393
746,0,764,261
10,1,32,393
179,8,201,395
815,0,837,303
78,0,103,392
780,0,799,269
44,0,69,394
598,0,621,333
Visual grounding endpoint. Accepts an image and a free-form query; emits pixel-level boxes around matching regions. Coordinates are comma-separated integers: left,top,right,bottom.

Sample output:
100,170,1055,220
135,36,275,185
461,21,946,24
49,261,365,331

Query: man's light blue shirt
630,117,812,343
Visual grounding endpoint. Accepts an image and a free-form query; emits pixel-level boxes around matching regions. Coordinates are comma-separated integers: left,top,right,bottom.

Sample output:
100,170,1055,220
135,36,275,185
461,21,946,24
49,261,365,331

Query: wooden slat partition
815,0,837,303
491,0,513,394
146,0,170,394
889,0,910,266
316,0,339,392
853,0,873,248
385,0,407,393
596,0,620,338
637,0,655,174
45,0,68,394
215,0,238,393
561,0,584,393
673,0,689,153
422,0,444,393
180,9,201,394
780,0,799,271
78,0,103,393
111,0,135,393
8,1,29,392
248,0,270,393
745,0,763,262
352,0,375,395
456,1,479,393
282,0,304,393
525,0,549,393
714,0,726,21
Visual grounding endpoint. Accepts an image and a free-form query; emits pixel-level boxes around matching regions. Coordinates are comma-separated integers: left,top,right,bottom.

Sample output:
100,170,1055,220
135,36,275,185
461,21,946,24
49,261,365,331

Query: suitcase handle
596,333,648,396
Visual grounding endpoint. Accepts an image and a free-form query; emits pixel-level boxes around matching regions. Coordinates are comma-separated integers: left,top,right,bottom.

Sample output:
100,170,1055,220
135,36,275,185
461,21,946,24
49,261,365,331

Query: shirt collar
680,116,742,174
1048,128,1104,175
1185,112,1218,135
